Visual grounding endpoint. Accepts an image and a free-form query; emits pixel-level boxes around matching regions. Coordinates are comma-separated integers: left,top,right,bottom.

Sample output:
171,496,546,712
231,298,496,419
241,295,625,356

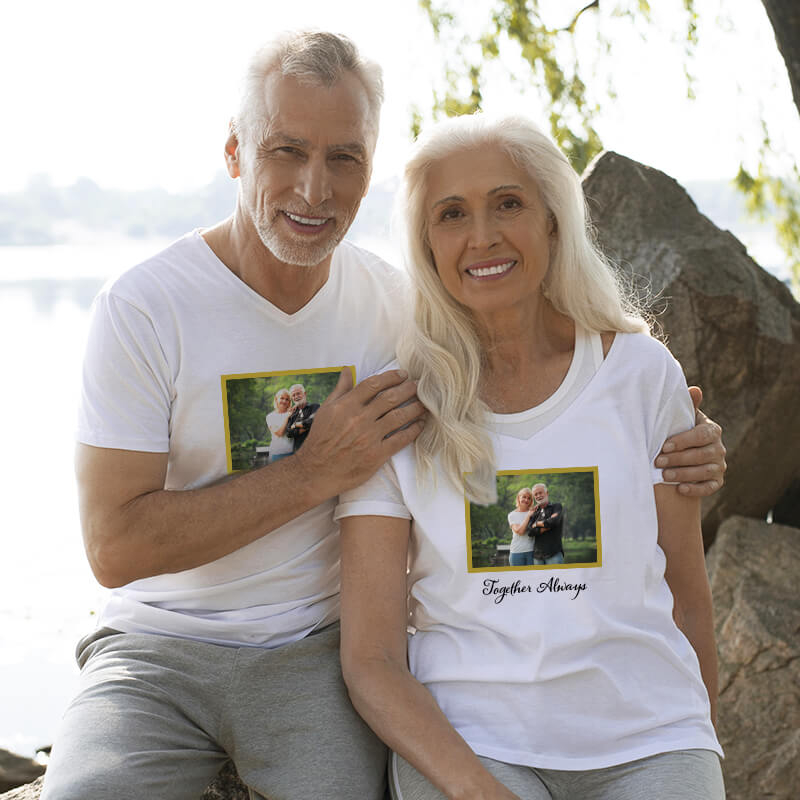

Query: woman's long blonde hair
396,113,649,504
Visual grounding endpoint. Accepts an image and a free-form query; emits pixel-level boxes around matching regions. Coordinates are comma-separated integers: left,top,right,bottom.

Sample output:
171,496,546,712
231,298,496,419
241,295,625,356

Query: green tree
418,0,800,290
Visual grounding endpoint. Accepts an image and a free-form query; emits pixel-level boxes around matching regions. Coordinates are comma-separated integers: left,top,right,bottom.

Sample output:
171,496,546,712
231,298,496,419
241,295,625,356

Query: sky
1,0,798,195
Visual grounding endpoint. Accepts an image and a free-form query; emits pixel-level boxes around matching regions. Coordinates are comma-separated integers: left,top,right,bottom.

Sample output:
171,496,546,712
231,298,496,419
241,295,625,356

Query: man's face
291,387,307,406
235,71,374,268
533,486,548,505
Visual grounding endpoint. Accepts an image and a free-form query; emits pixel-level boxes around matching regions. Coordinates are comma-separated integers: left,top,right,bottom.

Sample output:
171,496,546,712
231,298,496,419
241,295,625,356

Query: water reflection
2,278,104,312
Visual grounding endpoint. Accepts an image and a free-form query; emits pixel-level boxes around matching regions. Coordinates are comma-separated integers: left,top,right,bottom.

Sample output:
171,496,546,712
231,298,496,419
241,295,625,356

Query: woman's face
424,144,554,321
276,392,290,411
517,490,533,510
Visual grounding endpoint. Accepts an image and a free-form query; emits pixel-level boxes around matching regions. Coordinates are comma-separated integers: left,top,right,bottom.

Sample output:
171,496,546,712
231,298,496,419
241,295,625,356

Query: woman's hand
510,507,535,536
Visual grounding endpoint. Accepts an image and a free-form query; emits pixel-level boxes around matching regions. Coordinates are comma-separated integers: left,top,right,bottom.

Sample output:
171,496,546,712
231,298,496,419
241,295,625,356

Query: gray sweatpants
390,749,725,800
41,625,387,800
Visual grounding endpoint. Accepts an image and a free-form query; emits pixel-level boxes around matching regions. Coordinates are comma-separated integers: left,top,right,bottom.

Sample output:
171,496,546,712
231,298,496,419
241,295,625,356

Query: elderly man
41,30,726,800
286,383,319,451
527,483,565,565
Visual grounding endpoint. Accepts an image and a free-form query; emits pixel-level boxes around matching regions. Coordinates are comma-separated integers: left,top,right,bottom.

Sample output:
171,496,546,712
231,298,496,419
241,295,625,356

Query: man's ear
225,120,240,179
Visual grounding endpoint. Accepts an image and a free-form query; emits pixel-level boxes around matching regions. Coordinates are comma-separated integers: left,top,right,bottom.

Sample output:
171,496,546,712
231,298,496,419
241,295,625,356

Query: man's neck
202,212,333,315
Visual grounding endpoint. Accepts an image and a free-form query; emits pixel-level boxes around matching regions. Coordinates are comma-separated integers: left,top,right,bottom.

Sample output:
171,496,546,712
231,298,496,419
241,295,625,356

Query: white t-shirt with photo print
77,230,406,648
335,332,722,770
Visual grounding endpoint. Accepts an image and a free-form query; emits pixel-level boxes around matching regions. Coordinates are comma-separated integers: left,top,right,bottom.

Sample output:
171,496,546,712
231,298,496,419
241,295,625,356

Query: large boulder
706,515,800,799
582,152,800,547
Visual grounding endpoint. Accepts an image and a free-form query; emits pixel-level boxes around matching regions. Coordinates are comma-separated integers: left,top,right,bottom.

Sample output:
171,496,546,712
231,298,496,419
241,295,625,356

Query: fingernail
709,481,719,491
662,442,675,453
396,369,408,379
664,469,676,481
655,456,668,468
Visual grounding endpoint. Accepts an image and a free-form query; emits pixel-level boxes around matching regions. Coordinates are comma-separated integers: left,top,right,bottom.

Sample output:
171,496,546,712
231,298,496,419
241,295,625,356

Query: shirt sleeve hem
76,430,170,453
333,500,412,521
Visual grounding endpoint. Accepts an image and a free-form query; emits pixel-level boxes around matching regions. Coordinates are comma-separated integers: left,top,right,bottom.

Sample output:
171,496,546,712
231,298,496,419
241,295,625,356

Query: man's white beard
255,212,343,268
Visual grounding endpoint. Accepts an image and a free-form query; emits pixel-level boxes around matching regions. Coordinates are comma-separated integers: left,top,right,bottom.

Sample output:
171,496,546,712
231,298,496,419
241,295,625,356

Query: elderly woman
508,487,536,566
266,388,293,463
335,114,724,799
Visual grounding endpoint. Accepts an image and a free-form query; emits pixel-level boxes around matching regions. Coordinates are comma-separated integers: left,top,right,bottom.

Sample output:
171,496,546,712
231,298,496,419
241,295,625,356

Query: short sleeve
334,460,411,522
76,291,173,452
648,354,695,485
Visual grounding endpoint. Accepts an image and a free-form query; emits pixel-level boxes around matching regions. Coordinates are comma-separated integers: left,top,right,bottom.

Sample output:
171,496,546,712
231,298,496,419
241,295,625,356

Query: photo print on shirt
466,467,602,572
220,366,354,472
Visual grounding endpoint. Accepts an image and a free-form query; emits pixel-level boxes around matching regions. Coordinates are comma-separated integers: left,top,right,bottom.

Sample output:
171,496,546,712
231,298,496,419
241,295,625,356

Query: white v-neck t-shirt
336,332,722,770
77,231,406,648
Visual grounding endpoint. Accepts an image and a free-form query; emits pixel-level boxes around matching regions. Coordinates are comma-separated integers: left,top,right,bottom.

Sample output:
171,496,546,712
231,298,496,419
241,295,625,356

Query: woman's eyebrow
431,194,464,210
488,184,524,195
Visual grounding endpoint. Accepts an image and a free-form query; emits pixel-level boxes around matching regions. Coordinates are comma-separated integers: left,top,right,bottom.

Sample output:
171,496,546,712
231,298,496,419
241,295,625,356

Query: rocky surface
0,761,249,799
0,777,42,800
707,515,800,799
582,152,800,547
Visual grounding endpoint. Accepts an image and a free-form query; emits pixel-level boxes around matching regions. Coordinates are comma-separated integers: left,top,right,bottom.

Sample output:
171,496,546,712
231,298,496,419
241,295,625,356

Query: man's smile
282,210,333,232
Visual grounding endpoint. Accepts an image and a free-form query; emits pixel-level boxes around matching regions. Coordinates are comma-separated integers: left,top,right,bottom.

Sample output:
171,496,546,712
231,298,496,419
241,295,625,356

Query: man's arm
534,504,562,531
655,386,727,497
78,369,425,588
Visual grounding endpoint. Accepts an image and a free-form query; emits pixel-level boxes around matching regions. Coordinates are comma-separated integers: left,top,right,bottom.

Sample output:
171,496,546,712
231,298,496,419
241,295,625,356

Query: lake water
0,227,789,758
0,240,170,757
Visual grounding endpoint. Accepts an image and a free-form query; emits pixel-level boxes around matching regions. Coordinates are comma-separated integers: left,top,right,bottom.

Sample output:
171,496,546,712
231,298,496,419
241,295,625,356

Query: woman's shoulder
607,330,679,365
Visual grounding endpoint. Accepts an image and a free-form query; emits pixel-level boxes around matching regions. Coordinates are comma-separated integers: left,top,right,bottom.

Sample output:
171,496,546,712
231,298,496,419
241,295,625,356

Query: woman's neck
477,300,576,414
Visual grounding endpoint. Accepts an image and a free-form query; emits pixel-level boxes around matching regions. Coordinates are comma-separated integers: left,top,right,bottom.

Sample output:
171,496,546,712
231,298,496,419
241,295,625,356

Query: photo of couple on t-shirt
222,367,345,472
468,469,600,571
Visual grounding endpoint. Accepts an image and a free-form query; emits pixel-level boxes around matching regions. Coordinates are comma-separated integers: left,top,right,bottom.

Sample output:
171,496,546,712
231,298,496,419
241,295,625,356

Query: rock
0,761,249,799
772,477,800,528
582,152,800,548
0,776,43,800
706,515,800,799
201,761,250,800
0,751,45,794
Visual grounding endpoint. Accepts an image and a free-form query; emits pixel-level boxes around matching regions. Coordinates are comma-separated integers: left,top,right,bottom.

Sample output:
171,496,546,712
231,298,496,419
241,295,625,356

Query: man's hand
655,386,727,497
76,370,424,588
294,368,426,494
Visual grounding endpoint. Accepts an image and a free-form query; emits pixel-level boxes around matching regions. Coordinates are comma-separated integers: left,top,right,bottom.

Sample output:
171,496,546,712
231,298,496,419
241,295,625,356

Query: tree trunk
760,0,800,117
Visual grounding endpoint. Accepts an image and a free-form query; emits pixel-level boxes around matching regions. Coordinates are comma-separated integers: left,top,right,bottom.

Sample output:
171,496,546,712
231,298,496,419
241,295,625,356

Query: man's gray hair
234,30,384,146
289,384,306,394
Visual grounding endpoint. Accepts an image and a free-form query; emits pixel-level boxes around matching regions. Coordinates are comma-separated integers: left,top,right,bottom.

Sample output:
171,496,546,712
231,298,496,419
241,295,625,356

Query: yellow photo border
220,365,356,473
465,466,602,572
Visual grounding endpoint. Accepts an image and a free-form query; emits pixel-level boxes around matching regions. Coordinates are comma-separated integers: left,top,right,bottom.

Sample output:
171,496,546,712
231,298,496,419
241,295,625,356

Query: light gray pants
390,749,725,800
41,625,387,800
